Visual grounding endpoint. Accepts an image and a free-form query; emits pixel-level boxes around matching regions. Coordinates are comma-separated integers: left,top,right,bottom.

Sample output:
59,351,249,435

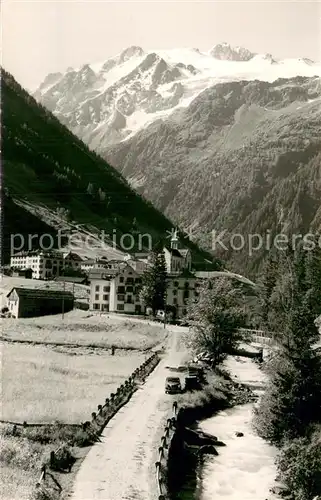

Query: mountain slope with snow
34,45,321,275
34,44,321,148
104,76,321,275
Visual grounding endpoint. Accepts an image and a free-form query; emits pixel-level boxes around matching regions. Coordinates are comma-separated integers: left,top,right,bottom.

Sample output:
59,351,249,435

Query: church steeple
170,228,179,250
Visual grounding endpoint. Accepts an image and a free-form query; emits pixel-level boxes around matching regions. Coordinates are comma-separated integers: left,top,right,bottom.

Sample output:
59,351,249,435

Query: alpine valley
35,43,321,275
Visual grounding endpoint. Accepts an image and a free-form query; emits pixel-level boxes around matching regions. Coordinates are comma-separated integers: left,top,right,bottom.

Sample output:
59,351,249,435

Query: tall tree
186,277,247,366
140,247,167,315
258,253,278,329
255,242,321,443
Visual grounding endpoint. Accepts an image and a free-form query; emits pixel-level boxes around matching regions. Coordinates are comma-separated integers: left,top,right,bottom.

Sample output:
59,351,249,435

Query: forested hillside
1,70,217,268
105,77,321,275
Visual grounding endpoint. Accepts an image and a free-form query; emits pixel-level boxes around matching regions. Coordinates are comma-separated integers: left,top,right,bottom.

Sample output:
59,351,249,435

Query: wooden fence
35,352,160,495
155,401,178,500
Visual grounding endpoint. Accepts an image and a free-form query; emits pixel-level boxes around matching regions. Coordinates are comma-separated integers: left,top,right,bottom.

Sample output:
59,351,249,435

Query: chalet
6,287,74,318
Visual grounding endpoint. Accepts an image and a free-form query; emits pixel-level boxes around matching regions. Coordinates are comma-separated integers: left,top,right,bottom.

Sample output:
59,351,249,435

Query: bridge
238,328,276,347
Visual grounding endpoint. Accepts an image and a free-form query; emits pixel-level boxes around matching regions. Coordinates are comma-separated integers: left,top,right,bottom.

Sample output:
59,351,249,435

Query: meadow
1,309,166,350
1,310,166,423
0,310,167,500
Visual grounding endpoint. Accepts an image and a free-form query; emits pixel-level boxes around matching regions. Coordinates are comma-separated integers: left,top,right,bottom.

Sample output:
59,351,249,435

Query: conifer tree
255,242,321,443
140,246,167,315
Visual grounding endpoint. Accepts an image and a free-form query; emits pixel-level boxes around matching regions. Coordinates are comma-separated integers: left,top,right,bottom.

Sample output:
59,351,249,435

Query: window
126,295,133,303
102,304,109,311
183,291,189,299
95,285,100,292
184,281,189,288
117,286,125,293
173,289,177,296
103,286,110,292
173,298,177,305
117,304,124,311
95,294,99,301
135,278,142,284
126,277,134,283
174,281,179,287
117,294,125,301
103,294,109,301
126,286,133,293
119,277,124,283
93,303,100,310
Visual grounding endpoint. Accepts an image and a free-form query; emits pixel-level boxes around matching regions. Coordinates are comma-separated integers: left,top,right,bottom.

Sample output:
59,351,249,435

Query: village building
80,258,125,274
11,268,33,279
89,264,143,314
6,287,74,318
63,251,83,270
87,231,197,318
10,250,83,280
163,230,192,275
166,273,198,318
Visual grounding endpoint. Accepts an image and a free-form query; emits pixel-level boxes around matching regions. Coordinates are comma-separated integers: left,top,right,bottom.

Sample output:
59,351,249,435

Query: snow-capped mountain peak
118,45,145,64
209,42,255,61
34,43,321,150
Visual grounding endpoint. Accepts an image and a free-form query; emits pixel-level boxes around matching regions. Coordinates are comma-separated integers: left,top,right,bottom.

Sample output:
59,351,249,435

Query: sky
2,0,321,91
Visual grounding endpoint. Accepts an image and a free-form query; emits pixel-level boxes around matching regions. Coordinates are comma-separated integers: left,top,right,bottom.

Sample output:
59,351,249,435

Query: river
197,355,281,500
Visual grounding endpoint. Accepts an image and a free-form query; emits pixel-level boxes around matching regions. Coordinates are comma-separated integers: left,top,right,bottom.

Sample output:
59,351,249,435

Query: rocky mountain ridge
33,45,321,274
34,43,321,150
104,75,321,274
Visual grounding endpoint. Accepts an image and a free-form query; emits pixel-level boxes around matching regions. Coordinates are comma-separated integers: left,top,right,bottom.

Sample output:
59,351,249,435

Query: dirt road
69,326,188,500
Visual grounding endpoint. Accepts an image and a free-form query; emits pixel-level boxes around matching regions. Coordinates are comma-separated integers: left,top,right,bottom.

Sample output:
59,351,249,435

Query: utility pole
62,258,65,320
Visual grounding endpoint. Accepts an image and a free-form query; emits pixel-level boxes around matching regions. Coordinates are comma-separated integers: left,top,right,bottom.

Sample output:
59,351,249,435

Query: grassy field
1,310,167,423
1,309,166,350
0,309,167,500
1,343,146,423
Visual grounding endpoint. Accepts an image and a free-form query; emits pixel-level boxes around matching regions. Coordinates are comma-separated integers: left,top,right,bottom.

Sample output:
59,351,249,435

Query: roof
7,287,74,300
163,246,184,258
55,276,87,284
88,269,119,280
81,259,109,266
89,263,138,281
179,249,190,258
194,270,257,287
11,250,63,259
64,252,83,261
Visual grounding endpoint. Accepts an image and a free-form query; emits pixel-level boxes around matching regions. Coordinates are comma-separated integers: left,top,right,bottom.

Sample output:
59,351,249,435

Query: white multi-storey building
10,250,83,280
89,264,143,314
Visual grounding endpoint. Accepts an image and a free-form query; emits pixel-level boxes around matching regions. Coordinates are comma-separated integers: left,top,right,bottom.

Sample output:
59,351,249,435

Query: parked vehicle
187,365,205,383
165,376,182,394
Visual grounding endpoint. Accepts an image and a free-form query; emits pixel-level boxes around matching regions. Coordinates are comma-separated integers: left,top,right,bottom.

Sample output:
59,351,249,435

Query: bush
277,429,321,500
0,436,49,471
